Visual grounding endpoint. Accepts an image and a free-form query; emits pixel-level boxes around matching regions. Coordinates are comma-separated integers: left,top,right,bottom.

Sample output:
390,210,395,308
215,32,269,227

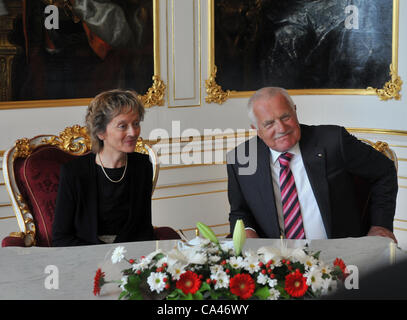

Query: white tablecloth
0,236,405,300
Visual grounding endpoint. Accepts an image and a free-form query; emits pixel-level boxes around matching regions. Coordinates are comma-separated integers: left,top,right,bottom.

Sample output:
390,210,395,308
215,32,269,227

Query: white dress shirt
269,143,328,239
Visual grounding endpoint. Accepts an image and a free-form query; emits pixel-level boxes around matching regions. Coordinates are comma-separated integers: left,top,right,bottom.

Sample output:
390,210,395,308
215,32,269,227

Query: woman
52,89,155,246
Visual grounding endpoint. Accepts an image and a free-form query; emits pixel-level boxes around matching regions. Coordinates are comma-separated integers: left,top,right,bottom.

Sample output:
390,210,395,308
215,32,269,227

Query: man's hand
245,229,259,238
367,226,398,244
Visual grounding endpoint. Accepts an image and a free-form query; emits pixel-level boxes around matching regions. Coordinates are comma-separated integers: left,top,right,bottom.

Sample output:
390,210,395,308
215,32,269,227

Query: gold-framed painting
206,0,402,104
0,0,165,110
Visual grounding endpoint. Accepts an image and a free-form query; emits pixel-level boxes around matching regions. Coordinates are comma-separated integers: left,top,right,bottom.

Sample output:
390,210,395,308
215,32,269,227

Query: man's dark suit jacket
52,152,155,246
227,124,398,239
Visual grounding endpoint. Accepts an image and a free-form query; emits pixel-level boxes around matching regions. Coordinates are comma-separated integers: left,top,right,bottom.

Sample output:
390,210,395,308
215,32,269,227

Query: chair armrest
2,235,26,247
154,227,181,240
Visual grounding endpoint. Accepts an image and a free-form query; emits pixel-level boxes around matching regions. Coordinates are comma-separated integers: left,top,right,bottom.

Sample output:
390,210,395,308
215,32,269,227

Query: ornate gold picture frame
206,0,402,104
0,0,165,110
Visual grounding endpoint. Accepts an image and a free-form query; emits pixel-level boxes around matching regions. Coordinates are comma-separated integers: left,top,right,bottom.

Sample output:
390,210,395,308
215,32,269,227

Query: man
227,87,398,241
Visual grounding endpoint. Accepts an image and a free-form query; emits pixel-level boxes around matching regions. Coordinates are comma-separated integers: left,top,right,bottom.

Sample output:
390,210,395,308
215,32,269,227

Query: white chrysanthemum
289,248,308,263
303,256,319,271
132,257,150,272
257,247,282,266
220,240,234,252
305,266,325,292
244,255,260,274
318,262,332,275
256,273,269,285
111,246,127,264
167,263,186,280
268,278,277,288
210,264,223,274
147,272,167,293
210,271,229,290
268,288,280,300
209,255,221,263
206,245,220,255
228,256,244,269
120,276,128,291
167,247,207,265
185,250,207,264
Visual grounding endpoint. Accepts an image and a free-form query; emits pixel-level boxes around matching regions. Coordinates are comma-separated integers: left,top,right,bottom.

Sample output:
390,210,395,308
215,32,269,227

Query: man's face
252,93,301,152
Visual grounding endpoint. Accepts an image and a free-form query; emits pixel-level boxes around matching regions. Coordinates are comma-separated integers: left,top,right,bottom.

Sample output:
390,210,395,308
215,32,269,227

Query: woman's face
97,110,141,155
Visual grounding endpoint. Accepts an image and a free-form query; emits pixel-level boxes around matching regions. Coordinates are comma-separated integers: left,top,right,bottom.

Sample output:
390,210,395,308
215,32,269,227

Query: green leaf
128,291,144,300
312,251,321,260
124,275,144,300
118,291,128,300
193,291,204,300
152,253,165,261
276,286,290,300
185,293,193,300
199,282,211,293
254,286,270,300
166,289,185,300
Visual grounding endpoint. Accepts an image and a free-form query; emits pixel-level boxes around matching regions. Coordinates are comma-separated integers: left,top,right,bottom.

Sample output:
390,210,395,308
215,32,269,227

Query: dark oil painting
214,0,394,91
3,0,154,101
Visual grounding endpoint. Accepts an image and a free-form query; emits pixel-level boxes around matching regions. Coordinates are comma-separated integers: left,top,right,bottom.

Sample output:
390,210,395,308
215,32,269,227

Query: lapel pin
317,153,323,158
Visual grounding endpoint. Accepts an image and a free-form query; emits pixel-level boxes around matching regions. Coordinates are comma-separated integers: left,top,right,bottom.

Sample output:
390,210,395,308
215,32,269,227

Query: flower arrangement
93,220,348,300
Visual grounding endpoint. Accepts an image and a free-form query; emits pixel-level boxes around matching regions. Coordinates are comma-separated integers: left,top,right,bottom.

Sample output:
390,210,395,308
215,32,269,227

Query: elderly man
227,87,398,241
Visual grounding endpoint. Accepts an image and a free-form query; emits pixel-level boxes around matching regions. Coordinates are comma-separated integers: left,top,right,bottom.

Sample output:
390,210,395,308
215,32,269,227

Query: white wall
0,0,406,247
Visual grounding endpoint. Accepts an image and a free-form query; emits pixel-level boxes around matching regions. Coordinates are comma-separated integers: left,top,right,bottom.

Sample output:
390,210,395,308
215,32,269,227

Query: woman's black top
96,165,129,236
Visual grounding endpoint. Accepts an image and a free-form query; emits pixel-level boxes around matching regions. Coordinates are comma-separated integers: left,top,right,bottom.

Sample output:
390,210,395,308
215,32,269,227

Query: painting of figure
3,0,154,101
214,0,394,92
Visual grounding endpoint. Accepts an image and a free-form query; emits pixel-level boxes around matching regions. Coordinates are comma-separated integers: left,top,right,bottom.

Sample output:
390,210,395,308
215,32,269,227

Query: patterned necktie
278,152,305,239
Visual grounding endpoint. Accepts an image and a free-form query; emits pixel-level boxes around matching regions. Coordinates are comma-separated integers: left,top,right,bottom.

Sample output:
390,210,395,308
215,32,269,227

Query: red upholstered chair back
13,146,79,246
2,126,92,247
2,125,177,247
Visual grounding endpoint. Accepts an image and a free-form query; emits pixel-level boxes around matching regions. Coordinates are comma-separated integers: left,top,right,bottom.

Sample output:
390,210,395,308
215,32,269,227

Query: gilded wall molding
367,64,403,101
205,66,231,104
139,75,166,108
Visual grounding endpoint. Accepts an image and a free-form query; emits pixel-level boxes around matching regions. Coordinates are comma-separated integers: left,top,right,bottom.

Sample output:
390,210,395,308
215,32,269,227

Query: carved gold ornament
139,75,166,108
367,64,403,101
43,125,91,155
205,66,231,104
134,137,149,155
13,138,32,159
13,195,37,246
361,139,398,171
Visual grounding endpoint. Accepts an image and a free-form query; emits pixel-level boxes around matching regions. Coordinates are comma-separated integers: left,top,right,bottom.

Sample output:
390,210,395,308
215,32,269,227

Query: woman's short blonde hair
85,89,145,153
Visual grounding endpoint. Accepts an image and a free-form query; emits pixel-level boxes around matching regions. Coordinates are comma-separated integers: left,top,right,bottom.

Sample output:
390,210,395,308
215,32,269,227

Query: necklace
97,153,128,183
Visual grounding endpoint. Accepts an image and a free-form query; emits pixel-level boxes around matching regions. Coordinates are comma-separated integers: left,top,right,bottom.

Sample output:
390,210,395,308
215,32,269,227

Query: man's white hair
248,87,295,129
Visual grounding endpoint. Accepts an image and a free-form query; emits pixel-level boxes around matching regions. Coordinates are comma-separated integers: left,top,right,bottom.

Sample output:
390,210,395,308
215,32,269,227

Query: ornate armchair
1,125,180,247
357,139,398,234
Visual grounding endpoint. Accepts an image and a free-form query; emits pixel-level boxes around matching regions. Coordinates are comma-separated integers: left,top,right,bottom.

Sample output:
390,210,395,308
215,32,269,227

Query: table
0,236,406,300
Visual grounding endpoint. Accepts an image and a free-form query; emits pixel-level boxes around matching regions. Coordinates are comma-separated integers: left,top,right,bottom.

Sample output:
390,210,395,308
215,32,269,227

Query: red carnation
284,269,308,298
229,274,255,300
176,271,201,295
333,258,348,278
93,268,106,296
